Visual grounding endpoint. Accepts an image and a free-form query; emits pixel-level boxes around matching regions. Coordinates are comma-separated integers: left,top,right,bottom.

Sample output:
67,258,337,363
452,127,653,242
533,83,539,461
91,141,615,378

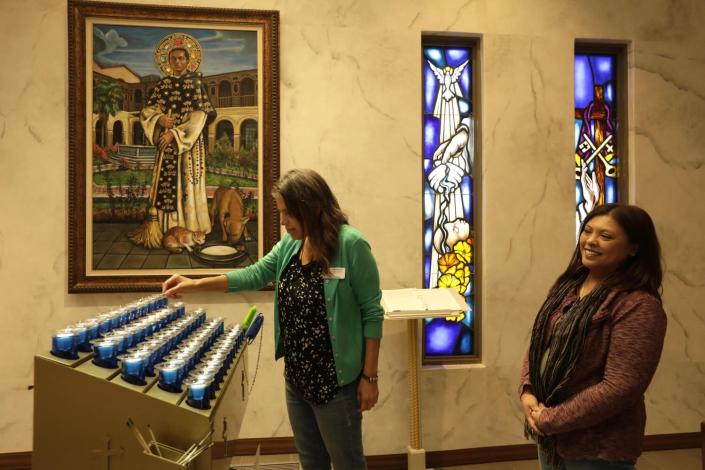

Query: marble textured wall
1,0,704,456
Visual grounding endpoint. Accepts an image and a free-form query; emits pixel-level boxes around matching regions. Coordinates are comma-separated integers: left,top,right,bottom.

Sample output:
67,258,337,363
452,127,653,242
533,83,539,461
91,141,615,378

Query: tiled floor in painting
228,449,702,470
92,222,258,270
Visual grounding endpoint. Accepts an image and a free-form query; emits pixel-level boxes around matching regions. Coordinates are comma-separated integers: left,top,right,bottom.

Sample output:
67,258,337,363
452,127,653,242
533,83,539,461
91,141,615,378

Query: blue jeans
539,447,636,470
286,380,367,470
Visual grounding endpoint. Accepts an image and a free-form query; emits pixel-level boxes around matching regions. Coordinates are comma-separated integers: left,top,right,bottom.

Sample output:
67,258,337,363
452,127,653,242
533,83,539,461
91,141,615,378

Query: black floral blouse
279,254,340,405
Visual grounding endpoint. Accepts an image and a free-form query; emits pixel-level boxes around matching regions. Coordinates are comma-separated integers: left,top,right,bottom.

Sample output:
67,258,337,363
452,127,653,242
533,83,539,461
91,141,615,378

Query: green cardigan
225,225,384,386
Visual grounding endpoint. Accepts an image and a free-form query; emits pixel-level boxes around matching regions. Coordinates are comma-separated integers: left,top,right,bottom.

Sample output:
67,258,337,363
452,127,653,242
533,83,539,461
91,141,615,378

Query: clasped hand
520,392,546,436
157,115,176,152
158,131,175,152
158,115,175,129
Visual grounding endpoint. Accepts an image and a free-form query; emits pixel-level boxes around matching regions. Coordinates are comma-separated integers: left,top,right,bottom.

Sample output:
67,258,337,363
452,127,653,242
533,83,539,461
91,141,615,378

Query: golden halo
154,32,203,76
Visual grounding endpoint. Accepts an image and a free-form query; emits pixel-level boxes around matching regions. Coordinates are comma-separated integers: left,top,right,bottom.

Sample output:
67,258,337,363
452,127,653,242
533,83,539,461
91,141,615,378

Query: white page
381,288,468,318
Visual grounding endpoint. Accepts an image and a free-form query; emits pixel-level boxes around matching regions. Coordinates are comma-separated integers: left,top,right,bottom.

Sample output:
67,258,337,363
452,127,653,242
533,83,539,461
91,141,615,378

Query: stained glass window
422,39,477,362
574,51,620,234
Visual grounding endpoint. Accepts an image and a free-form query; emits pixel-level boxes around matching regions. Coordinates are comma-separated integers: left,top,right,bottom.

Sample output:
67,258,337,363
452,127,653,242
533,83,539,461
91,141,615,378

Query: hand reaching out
433,125,469,165
162,274,197,298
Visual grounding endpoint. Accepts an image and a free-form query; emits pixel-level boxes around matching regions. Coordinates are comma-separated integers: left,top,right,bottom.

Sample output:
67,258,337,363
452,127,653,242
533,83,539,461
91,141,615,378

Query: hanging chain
248,321,264,395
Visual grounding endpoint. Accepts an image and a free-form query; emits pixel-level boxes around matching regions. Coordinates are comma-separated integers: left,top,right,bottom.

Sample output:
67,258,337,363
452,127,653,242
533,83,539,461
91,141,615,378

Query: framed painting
68,1,280,292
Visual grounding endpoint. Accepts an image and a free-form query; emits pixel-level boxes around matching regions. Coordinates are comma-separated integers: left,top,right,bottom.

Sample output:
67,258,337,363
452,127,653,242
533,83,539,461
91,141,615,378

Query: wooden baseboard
212,436,297,457
701,421,705,470
0,452,31,470
4,431,701,469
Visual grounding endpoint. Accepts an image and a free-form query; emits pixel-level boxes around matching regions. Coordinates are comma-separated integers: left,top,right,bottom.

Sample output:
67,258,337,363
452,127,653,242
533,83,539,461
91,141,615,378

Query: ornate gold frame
68,1,280,292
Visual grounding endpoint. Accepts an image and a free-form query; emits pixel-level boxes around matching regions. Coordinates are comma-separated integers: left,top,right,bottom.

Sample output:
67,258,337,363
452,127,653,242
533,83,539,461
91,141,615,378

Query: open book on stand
381,288,469,320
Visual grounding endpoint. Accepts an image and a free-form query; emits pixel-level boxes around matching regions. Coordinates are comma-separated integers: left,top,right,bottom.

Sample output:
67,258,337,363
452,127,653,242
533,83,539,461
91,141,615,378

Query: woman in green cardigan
163,169,384,470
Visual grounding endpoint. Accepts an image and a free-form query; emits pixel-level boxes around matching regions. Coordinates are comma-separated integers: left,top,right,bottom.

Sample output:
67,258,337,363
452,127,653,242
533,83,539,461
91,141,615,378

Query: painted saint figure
140,33,216,236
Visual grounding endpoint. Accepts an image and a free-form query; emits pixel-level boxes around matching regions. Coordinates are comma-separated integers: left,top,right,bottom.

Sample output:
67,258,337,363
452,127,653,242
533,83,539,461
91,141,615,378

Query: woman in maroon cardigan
519,204,667,470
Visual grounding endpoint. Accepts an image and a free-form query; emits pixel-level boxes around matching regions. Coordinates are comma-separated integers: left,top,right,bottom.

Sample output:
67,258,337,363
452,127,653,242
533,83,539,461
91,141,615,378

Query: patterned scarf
525,276,611,469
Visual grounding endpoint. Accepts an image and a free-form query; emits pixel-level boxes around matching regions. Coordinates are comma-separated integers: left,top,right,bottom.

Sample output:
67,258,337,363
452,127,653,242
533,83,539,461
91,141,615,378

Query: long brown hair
555,204,663,299
273,169,348,270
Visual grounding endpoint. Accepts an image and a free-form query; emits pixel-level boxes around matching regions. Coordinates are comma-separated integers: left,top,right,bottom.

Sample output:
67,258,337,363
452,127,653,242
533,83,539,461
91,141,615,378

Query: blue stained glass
459,100,470,115
423,158,432,173
465,178,474,223
425,320,462,355
460,178,472,195
574,51,620,238
460,79,471,114
423,225,433,251
423,188,434,219
424,68,439,113
423,118,439,157
574,56,591,108
596,56,612,72
425,48,444,65
593,56,613,85
459,332,472,354
464,304,474,327
446,48,468,63
575,54,615,108
422,43,475,360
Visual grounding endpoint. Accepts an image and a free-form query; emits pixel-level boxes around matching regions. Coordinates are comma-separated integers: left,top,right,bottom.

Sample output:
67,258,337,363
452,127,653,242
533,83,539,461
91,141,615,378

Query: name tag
323,267,346,279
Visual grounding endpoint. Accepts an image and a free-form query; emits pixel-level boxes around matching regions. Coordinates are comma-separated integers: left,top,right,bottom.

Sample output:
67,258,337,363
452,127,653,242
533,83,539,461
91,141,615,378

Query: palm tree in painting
93,79,124,147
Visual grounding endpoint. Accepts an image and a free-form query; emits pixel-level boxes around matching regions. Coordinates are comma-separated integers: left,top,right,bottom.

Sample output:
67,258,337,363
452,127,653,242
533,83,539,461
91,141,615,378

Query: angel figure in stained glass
427,59,469,143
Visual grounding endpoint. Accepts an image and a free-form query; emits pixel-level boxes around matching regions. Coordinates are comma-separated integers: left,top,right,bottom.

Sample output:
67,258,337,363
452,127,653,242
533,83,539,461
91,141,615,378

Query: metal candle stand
33,304,256,470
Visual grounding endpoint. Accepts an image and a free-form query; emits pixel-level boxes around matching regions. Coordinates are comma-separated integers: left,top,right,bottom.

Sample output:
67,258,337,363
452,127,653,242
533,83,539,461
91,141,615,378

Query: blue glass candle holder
85,321,100,343
117,308,129,326
106,333,127,355
185,377,212,409
174,302,185,317
97,315,112,336
92,339,119,368
51,329,78,359
71,325,91,353
109,311,121,330
120,354,147,386
156,362,182,392
138,300,149,318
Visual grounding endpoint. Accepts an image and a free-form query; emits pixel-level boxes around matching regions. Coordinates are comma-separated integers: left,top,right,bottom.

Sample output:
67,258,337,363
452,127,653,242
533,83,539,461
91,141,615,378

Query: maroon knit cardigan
519,289,667,461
